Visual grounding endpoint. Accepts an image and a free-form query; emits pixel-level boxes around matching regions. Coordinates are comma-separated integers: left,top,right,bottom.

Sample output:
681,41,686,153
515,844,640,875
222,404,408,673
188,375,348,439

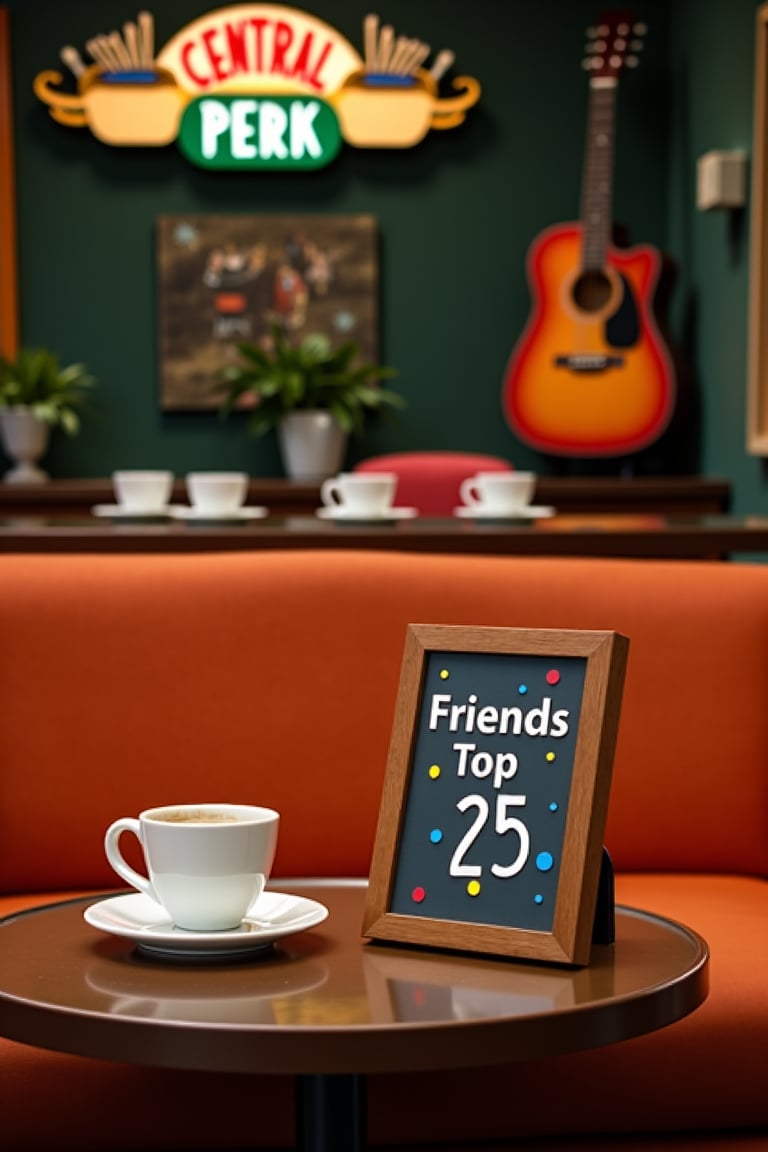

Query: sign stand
363,624,629,966
591,847,615,946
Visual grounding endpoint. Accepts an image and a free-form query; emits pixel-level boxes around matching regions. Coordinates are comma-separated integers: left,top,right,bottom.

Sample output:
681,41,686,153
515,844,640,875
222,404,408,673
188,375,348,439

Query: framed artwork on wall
748,2,768,453
156,213,380,411
0,6,18,359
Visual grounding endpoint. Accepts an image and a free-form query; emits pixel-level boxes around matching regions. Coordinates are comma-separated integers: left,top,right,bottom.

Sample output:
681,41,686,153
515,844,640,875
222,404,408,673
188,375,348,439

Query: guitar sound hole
572,271,612,313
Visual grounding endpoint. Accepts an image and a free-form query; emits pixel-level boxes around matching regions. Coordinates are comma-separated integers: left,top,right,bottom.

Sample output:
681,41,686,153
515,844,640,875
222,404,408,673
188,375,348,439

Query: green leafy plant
0,347,97,435
216,326,405,436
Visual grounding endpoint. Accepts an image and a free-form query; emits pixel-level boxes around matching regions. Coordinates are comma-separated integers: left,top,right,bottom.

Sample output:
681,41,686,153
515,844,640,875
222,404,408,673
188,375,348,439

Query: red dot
546,669,561,685
412,886,426,903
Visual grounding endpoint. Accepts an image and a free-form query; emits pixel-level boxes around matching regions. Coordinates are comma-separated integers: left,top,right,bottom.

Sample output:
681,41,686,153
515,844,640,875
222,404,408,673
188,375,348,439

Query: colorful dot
467,880,481,896
546,751,556,762
534,894,544,905
412,886,426,903
546,669,561,685
536,851,554,872
518,683,528,695
549,801,559,812
430,828,443,844
440,669,449,680
429,764,441,779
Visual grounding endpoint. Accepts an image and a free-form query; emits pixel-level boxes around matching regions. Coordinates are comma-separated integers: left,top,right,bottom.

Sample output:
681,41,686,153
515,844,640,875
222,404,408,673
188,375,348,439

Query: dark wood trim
749,2,768,452
0,512,763,558
0,6,18,358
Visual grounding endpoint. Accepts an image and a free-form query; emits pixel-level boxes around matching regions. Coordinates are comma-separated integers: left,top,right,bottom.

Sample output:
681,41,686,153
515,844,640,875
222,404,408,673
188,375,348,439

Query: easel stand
592,847,616,945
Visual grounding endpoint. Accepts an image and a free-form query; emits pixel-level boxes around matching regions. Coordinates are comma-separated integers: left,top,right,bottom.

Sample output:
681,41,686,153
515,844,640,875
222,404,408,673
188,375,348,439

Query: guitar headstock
583,10,646,80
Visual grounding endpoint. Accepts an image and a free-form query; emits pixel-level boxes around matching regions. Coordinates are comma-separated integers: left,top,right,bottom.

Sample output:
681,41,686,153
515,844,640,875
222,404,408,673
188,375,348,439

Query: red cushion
354,451,514,515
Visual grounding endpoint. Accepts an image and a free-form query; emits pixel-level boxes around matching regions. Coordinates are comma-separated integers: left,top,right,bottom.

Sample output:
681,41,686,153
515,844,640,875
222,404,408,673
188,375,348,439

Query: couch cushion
1,553,768,891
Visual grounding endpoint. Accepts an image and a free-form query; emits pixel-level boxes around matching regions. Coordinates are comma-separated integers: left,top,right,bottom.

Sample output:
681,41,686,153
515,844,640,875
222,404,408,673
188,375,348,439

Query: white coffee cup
320,472,397,516
186,472,248,515
112,470,173,513
459,471,536,514
104,803,280,931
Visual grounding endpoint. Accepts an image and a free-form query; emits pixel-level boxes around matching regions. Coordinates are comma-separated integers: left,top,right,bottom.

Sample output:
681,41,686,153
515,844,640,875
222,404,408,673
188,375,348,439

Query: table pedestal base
297,1073,366,1152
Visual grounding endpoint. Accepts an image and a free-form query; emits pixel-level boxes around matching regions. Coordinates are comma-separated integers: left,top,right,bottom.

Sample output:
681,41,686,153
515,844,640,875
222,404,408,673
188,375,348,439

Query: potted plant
216,325,405,481
0,346,97,483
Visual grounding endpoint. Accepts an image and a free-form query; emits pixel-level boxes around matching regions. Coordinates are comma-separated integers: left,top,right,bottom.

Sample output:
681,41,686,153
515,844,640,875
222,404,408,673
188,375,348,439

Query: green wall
5,0,756,496
665,0,766,515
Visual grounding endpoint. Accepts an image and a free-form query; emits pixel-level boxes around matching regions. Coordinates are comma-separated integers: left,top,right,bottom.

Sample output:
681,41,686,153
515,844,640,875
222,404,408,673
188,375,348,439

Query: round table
0,879,709,1151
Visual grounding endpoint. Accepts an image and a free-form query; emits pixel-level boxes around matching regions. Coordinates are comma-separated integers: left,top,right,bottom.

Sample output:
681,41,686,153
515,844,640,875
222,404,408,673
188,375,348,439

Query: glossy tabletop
0,512,765,557
0,880,709,1077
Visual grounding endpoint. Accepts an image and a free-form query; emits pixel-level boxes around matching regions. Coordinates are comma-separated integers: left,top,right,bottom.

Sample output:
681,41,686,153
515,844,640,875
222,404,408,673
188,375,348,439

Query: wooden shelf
0,476,731,518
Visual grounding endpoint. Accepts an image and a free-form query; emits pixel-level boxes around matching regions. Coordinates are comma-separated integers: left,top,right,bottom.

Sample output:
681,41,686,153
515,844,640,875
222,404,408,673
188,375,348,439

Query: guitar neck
580,80,618,272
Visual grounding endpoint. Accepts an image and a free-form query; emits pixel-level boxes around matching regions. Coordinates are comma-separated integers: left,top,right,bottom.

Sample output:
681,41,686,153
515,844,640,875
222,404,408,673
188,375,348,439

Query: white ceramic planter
277,410,347,482
0,406,51,483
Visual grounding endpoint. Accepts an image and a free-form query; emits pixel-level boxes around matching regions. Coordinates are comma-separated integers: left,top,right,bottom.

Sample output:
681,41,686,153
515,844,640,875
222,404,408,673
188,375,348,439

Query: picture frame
362,624,629,966
0,5,18,359
748,1,768,452
156,213,380,410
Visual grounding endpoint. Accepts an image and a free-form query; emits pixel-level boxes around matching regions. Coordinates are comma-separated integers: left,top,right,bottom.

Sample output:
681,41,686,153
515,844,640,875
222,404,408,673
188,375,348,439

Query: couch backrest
2,551,768,893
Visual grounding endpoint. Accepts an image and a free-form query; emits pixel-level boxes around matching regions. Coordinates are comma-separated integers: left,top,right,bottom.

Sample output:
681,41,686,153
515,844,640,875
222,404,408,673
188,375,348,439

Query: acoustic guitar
502,12,676,457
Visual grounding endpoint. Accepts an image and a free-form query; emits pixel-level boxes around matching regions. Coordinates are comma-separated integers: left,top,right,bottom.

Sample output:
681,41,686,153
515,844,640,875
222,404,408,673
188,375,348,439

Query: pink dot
546,669,561,685
412,886,426,904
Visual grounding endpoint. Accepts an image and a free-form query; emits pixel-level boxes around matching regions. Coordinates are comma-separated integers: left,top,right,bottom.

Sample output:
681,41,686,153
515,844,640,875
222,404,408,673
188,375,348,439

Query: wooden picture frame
748,2,768,452
363,624,629,966
0,5,18,359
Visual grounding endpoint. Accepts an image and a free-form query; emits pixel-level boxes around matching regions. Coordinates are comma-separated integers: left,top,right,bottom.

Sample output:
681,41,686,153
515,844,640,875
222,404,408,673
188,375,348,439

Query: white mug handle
320,478,342,507
459,478,481,506
104,817,156,901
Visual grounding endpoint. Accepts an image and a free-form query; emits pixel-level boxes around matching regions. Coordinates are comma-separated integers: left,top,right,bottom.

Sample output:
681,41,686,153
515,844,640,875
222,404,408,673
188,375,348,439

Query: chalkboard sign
363,624,629,966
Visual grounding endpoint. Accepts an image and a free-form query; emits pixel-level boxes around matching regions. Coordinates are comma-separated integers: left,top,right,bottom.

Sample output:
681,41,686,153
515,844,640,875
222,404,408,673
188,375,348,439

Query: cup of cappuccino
320,472,397,516
459,471,536,515
104,803,280,931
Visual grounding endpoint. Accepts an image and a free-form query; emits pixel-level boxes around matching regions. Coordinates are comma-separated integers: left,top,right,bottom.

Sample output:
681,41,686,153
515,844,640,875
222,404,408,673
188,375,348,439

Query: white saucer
453,505,556,522
315,506,418,523
92,504,173,520
84,890,329,960
168,505,268,523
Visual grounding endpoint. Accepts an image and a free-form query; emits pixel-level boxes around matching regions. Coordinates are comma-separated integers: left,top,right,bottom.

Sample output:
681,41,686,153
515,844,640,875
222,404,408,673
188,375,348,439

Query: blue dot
534,894,544,904
518,684,528,695
536,851,554,872
430,829,443,844
549,802,559,812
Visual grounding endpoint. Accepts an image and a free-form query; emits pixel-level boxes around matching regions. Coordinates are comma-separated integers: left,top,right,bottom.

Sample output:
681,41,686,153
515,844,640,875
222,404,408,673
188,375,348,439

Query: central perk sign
363,624,629,966
33,5,481,169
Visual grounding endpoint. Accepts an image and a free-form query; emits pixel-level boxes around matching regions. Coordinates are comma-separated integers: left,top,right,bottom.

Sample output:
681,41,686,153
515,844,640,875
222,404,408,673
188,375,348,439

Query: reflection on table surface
2,881,707,1030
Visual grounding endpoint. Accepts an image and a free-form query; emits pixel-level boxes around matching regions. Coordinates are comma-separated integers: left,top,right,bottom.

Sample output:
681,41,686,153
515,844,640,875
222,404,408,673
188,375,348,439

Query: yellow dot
439,669,449,679
429,764,441,779
467,880,481,896
546,752,556,762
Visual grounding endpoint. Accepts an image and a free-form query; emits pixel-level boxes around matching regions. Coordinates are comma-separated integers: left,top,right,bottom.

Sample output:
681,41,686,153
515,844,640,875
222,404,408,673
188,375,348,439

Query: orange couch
0,550,766,1151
